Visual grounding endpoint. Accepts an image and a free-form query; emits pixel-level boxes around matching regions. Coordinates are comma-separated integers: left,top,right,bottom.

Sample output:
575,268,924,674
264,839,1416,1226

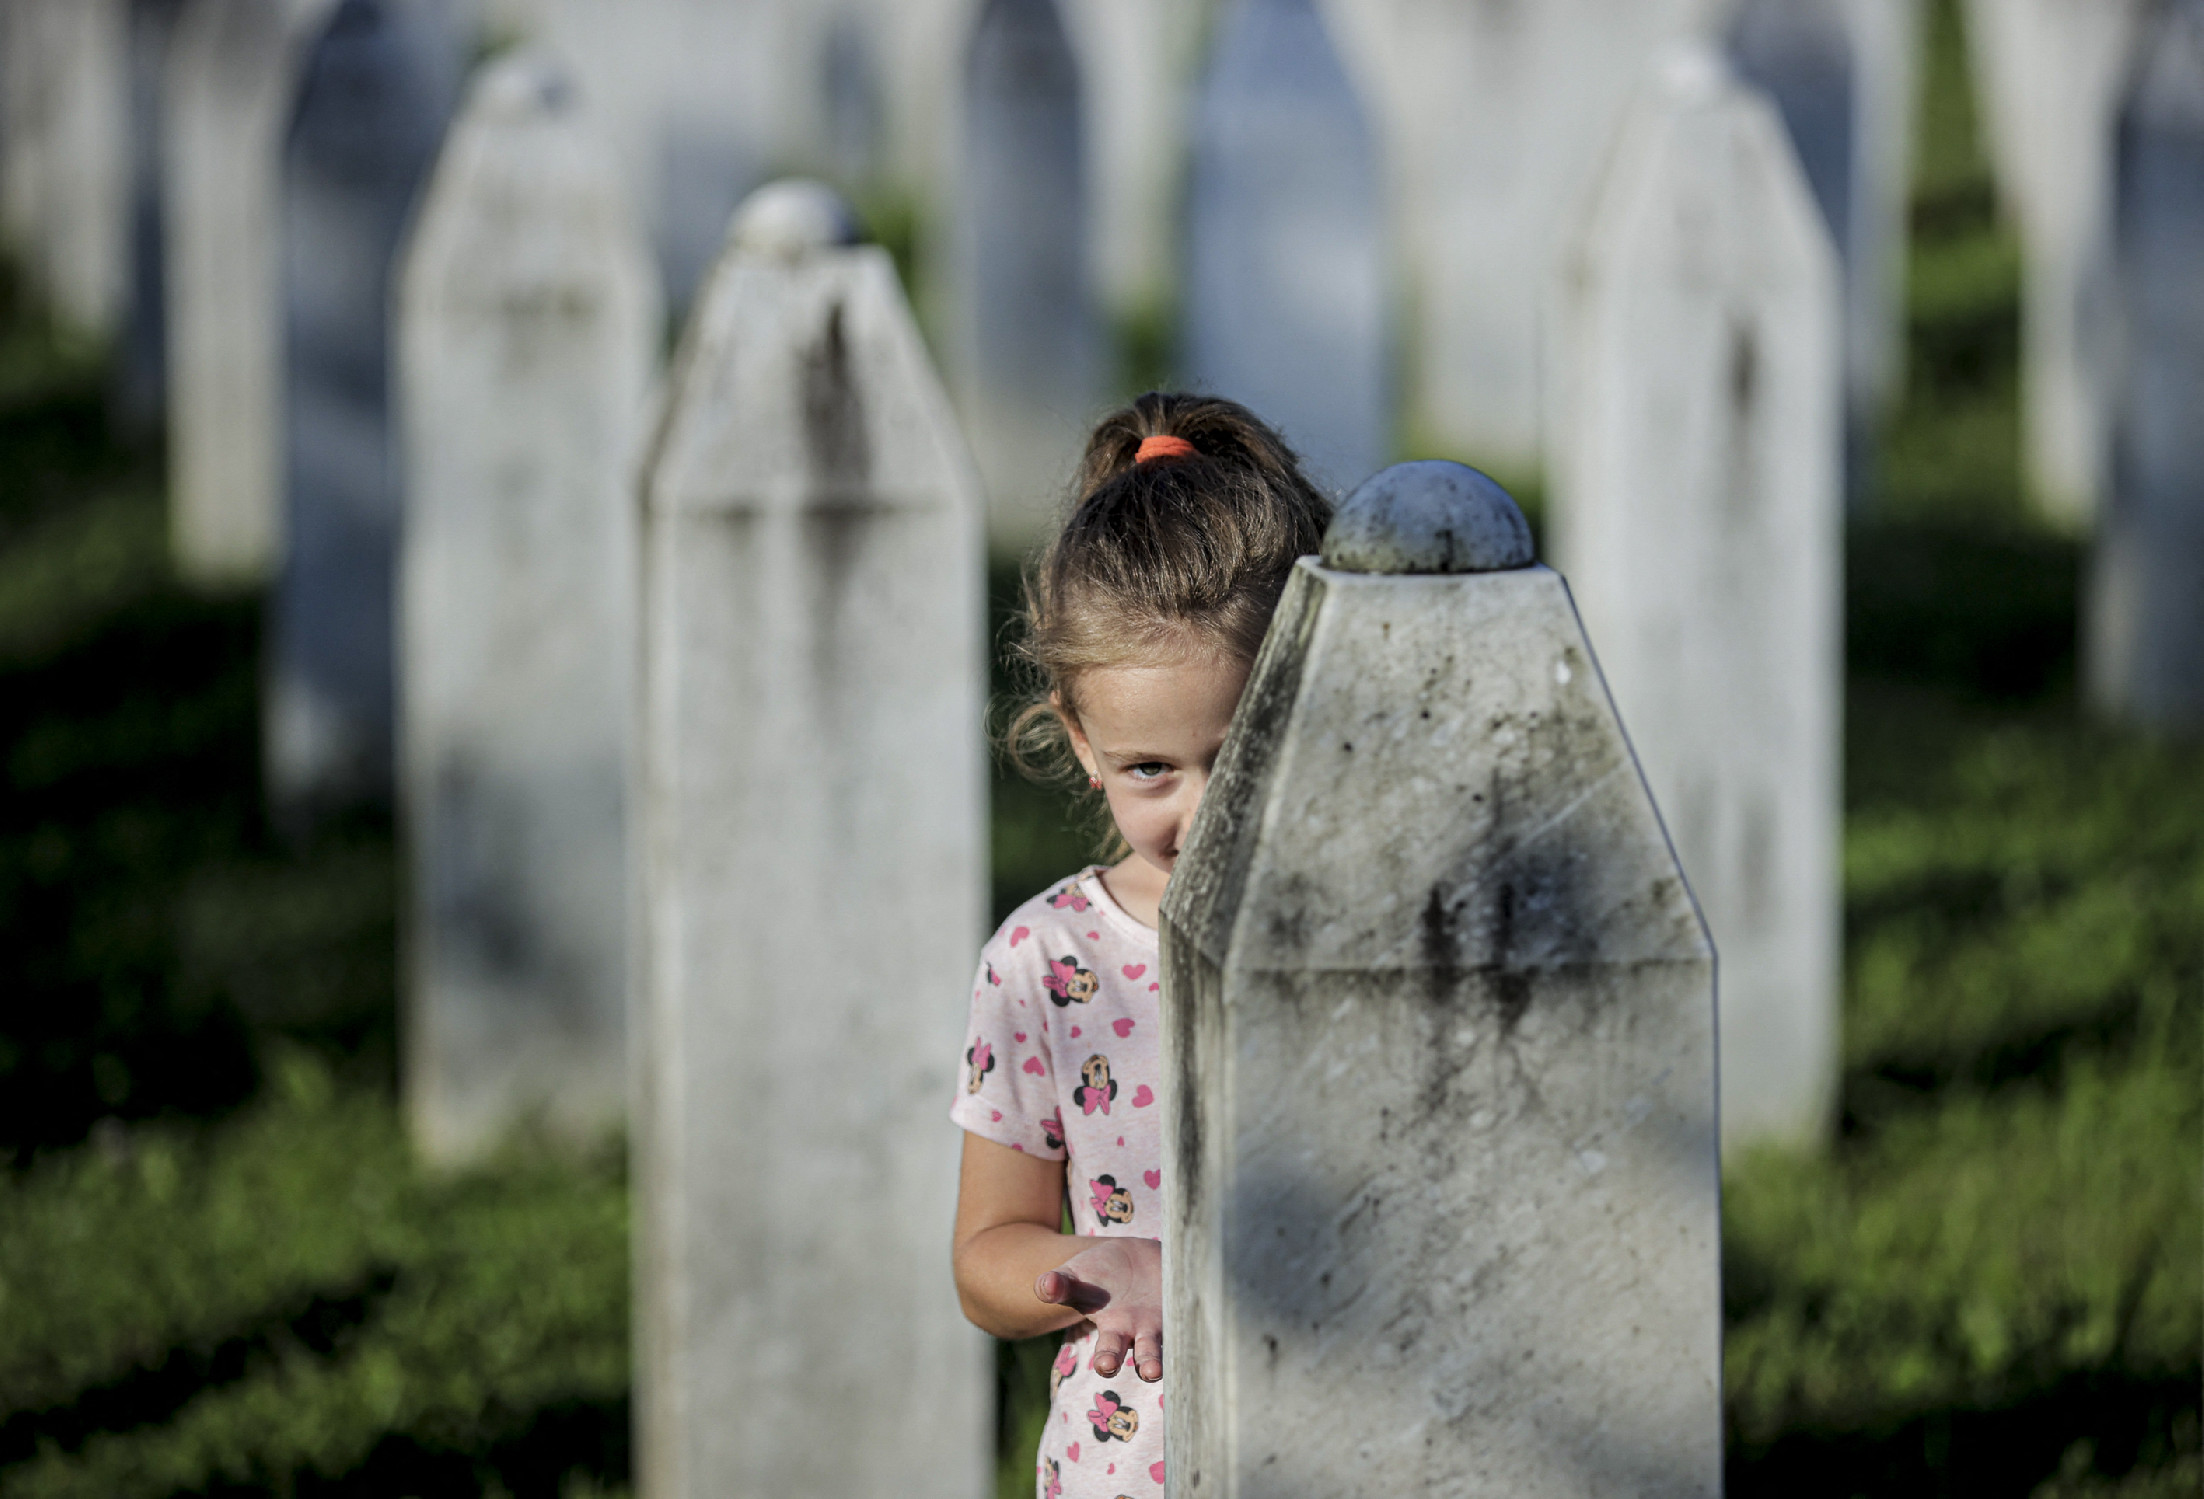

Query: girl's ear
1052,690,1098,780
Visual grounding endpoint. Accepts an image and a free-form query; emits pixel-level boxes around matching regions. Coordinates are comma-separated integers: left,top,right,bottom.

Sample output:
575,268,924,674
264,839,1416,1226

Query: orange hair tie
1135,434,1198,464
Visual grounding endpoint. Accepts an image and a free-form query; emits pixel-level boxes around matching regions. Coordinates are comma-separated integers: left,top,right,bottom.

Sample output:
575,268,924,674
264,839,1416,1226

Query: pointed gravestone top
1321,459,1535,574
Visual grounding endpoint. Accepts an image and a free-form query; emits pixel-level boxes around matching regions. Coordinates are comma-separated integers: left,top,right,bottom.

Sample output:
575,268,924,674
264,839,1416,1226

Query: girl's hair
1003,392,1332,785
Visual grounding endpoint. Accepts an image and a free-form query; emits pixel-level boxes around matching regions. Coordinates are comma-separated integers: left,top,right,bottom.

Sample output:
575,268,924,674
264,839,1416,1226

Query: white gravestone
1321,0,1715,473
1847,0,1923,417
396,53,660,1163
270,0,463,822
2088,0,2204,731
0,0,131,339
954,0,1101,550
1729,0,1922,478
1550,44,1843,1150
163,0,340,585
1960,0,2150,526
1059,0,1204,320
1185,0,1387,494
634,180,989,1499
1161,461,1722,1497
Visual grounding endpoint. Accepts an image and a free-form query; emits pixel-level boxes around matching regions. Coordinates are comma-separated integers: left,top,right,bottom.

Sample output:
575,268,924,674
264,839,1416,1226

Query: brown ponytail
1001,392,1332,789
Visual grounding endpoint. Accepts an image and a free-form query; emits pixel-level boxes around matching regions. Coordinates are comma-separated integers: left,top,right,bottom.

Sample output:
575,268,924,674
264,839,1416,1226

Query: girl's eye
1126,762,1170,783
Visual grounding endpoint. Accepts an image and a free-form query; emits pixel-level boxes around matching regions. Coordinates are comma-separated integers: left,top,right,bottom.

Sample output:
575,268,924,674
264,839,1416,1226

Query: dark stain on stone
1729,317,1759,418
801,299,870,491
1489,881,1534,1035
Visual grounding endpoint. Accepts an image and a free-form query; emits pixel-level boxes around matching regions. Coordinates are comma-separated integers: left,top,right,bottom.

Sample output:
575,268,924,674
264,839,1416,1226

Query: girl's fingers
1037,1267,1110,1315
1131,1324,1163,1383
1090,1328,1131,1376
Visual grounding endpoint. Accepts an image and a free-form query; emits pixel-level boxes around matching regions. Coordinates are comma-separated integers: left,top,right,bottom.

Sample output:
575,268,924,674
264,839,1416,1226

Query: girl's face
1062,650,1251,883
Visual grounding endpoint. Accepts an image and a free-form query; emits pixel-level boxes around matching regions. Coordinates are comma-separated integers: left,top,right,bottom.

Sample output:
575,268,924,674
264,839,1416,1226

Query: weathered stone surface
1321,460,1534,575
1184,0,1386,494
1549,43,1843,1150
634,179,989,1499
1160,465,1720,1497
396,51,660,1163
2088,0,2204,730
1323,0,1715,471
269,0,462,821
0,0,131,338
1961,0,2151,525
952,0,1101,549
164,0,341,584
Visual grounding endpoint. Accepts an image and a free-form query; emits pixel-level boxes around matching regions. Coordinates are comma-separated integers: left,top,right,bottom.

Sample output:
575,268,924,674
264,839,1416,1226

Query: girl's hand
1035,1237,1163,1383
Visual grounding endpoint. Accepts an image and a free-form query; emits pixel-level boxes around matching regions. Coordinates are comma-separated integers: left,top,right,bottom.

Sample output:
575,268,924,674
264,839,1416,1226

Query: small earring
1087,775,1101,791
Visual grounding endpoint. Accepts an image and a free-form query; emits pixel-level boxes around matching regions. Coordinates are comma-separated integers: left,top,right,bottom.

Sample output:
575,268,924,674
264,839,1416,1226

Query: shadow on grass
0,1269,400,1468
191,1395,630,1499
1729,1368,2200,1499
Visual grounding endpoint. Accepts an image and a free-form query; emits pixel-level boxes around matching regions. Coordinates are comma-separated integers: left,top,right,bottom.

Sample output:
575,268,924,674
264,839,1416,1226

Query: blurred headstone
0,0,132,339
1961,0,2151,526
1549,44,1843,1150
397,52,660,1163
1058,0,1202,319
1184,0,1386,494
954,0,1100,548
1729,0,1920,492
477,0,781,312
1321,0,1713,473
634,179,988,1499
116,0,186,429
164,0,340,585
2088,0,2204,730
269,0,463,824
1847,0,1924,417
1160,462,1721,1496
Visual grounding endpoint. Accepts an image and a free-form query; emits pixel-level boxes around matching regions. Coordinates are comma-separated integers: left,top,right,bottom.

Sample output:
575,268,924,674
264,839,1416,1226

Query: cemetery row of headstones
0,0,2193,1491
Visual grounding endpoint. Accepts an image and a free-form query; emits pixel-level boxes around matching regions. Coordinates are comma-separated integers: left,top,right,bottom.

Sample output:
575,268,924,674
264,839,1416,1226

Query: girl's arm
952,1132,1164,1381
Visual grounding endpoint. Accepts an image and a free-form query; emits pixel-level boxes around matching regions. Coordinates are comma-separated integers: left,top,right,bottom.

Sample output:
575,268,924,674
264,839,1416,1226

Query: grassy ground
0,2,2197,1494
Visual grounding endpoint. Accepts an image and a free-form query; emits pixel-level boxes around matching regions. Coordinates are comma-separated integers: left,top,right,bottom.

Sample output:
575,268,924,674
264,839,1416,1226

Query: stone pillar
0,0,132,339
2088,0,2204,731
269,0,463,824
1960,0,2151,526
952,0,1100,550
1184,0,1387,494
163,0,339,585
1549,43,1842,1151
1322,0,1717,474
395,51,660,1163
634,179,988,1499
1160,461,1721,1496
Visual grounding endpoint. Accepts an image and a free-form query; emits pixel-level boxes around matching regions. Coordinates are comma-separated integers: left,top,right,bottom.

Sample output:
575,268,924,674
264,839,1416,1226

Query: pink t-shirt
951,866,1167,1499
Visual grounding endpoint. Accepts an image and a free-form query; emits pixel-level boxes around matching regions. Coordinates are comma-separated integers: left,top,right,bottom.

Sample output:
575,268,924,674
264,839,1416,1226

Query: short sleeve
949,917,1068,1160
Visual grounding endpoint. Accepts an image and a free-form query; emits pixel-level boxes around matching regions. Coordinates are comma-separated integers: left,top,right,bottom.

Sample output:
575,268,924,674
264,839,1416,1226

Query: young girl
949,393,1332,1498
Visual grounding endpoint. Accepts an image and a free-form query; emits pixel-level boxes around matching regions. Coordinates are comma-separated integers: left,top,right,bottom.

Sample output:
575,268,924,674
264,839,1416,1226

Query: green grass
0,0,2197,1492
0,1058,628,1499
